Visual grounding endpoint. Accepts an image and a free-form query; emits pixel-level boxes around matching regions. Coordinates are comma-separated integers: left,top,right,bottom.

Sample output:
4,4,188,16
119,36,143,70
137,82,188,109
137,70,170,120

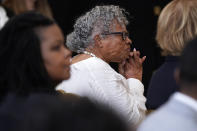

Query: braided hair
0,11,57,101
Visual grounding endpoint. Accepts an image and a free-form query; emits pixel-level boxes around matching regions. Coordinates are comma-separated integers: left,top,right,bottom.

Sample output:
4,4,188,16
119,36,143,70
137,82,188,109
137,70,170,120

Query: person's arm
93,50,146,126
108,48,146,126
126,78,146,126
93,68,146,127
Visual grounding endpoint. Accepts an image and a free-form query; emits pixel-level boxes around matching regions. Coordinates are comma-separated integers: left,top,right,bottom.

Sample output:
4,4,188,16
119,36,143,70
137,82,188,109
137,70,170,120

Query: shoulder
139,97,197,131
89,58,122,79
138,104,174,131
72,57,126,84
148,61,179,94
73,57,115,73
0,5,9,29
0,6,6,15
87,57,110,69
149,61,178,87
152,59,178,78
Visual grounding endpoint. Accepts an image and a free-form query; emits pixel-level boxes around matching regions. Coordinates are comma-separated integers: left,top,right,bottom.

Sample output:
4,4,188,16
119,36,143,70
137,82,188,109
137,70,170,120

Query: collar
165,56,179,62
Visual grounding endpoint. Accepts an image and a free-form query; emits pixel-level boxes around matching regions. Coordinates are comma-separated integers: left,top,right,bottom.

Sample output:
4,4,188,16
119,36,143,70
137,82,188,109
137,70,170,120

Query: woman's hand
119,48,146,81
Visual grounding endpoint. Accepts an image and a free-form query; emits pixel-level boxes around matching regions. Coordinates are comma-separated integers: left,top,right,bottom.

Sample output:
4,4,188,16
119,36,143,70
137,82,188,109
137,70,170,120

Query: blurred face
25,0,37,10
100,20,132,63
39,24,71,82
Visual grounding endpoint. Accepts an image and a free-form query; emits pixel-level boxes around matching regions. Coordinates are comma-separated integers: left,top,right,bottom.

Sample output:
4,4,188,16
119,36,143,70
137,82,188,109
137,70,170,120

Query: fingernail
133,48,136,51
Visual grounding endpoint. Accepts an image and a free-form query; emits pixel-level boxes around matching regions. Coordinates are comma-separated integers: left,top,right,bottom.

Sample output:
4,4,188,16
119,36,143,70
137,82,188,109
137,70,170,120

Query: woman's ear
174,68,180,85
94,35,103,48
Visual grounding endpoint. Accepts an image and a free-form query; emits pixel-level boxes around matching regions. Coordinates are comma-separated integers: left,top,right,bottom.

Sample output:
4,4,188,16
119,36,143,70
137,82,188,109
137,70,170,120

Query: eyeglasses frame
101,32,129,40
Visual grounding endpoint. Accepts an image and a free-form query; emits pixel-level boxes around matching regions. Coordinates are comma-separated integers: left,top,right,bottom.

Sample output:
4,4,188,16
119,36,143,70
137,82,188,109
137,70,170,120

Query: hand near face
118,48,146,81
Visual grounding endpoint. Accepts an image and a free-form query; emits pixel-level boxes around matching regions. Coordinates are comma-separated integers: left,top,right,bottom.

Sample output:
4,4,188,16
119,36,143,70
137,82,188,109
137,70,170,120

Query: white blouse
56,57,146,126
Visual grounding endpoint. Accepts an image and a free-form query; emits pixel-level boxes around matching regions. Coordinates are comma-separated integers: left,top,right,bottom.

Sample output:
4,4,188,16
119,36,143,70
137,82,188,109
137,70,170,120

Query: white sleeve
0,6,9,30
127,78,147,125
91,68,146,126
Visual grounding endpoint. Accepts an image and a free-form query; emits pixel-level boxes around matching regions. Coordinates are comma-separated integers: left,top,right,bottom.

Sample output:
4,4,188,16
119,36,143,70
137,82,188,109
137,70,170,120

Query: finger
118,67,124,74
128,55,135,65
133,50,140,60
124,61,131,71
136,51,140,57
140,56,146,63
118,61,126,75
119,60,126,69
120,60,126,65
129,52,134,57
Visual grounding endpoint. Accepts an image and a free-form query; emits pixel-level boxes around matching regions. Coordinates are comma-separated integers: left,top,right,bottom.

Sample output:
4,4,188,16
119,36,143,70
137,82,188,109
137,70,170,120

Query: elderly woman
0,11,71,102
56,5,146,126
146,0,197,110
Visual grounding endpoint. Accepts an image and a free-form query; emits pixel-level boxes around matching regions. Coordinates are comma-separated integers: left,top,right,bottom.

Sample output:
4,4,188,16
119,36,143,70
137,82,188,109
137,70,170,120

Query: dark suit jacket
146,56,179,109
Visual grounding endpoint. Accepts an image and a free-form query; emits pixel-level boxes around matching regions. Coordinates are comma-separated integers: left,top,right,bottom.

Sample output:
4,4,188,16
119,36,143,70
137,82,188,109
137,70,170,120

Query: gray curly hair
66,5,129,53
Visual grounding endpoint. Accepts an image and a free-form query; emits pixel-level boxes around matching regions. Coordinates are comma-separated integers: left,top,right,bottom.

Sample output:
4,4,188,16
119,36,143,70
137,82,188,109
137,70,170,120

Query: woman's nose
126,37,132,45
64,48,72,59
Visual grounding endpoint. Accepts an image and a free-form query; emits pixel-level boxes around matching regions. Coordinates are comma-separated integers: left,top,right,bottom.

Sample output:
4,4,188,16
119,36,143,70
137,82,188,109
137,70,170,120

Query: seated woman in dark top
146,0,197,109
0,11,71,103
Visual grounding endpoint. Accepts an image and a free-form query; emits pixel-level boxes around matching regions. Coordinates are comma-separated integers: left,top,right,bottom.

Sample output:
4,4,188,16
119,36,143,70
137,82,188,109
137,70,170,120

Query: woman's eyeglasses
101,32,129,40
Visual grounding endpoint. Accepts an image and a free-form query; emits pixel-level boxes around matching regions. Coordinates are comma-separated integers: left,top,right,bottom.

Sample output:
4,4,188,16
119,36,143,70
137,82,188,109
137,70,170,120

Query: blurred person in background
138,36,197,131
0,93,131,131
146,0,197,110
0,0,53,29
